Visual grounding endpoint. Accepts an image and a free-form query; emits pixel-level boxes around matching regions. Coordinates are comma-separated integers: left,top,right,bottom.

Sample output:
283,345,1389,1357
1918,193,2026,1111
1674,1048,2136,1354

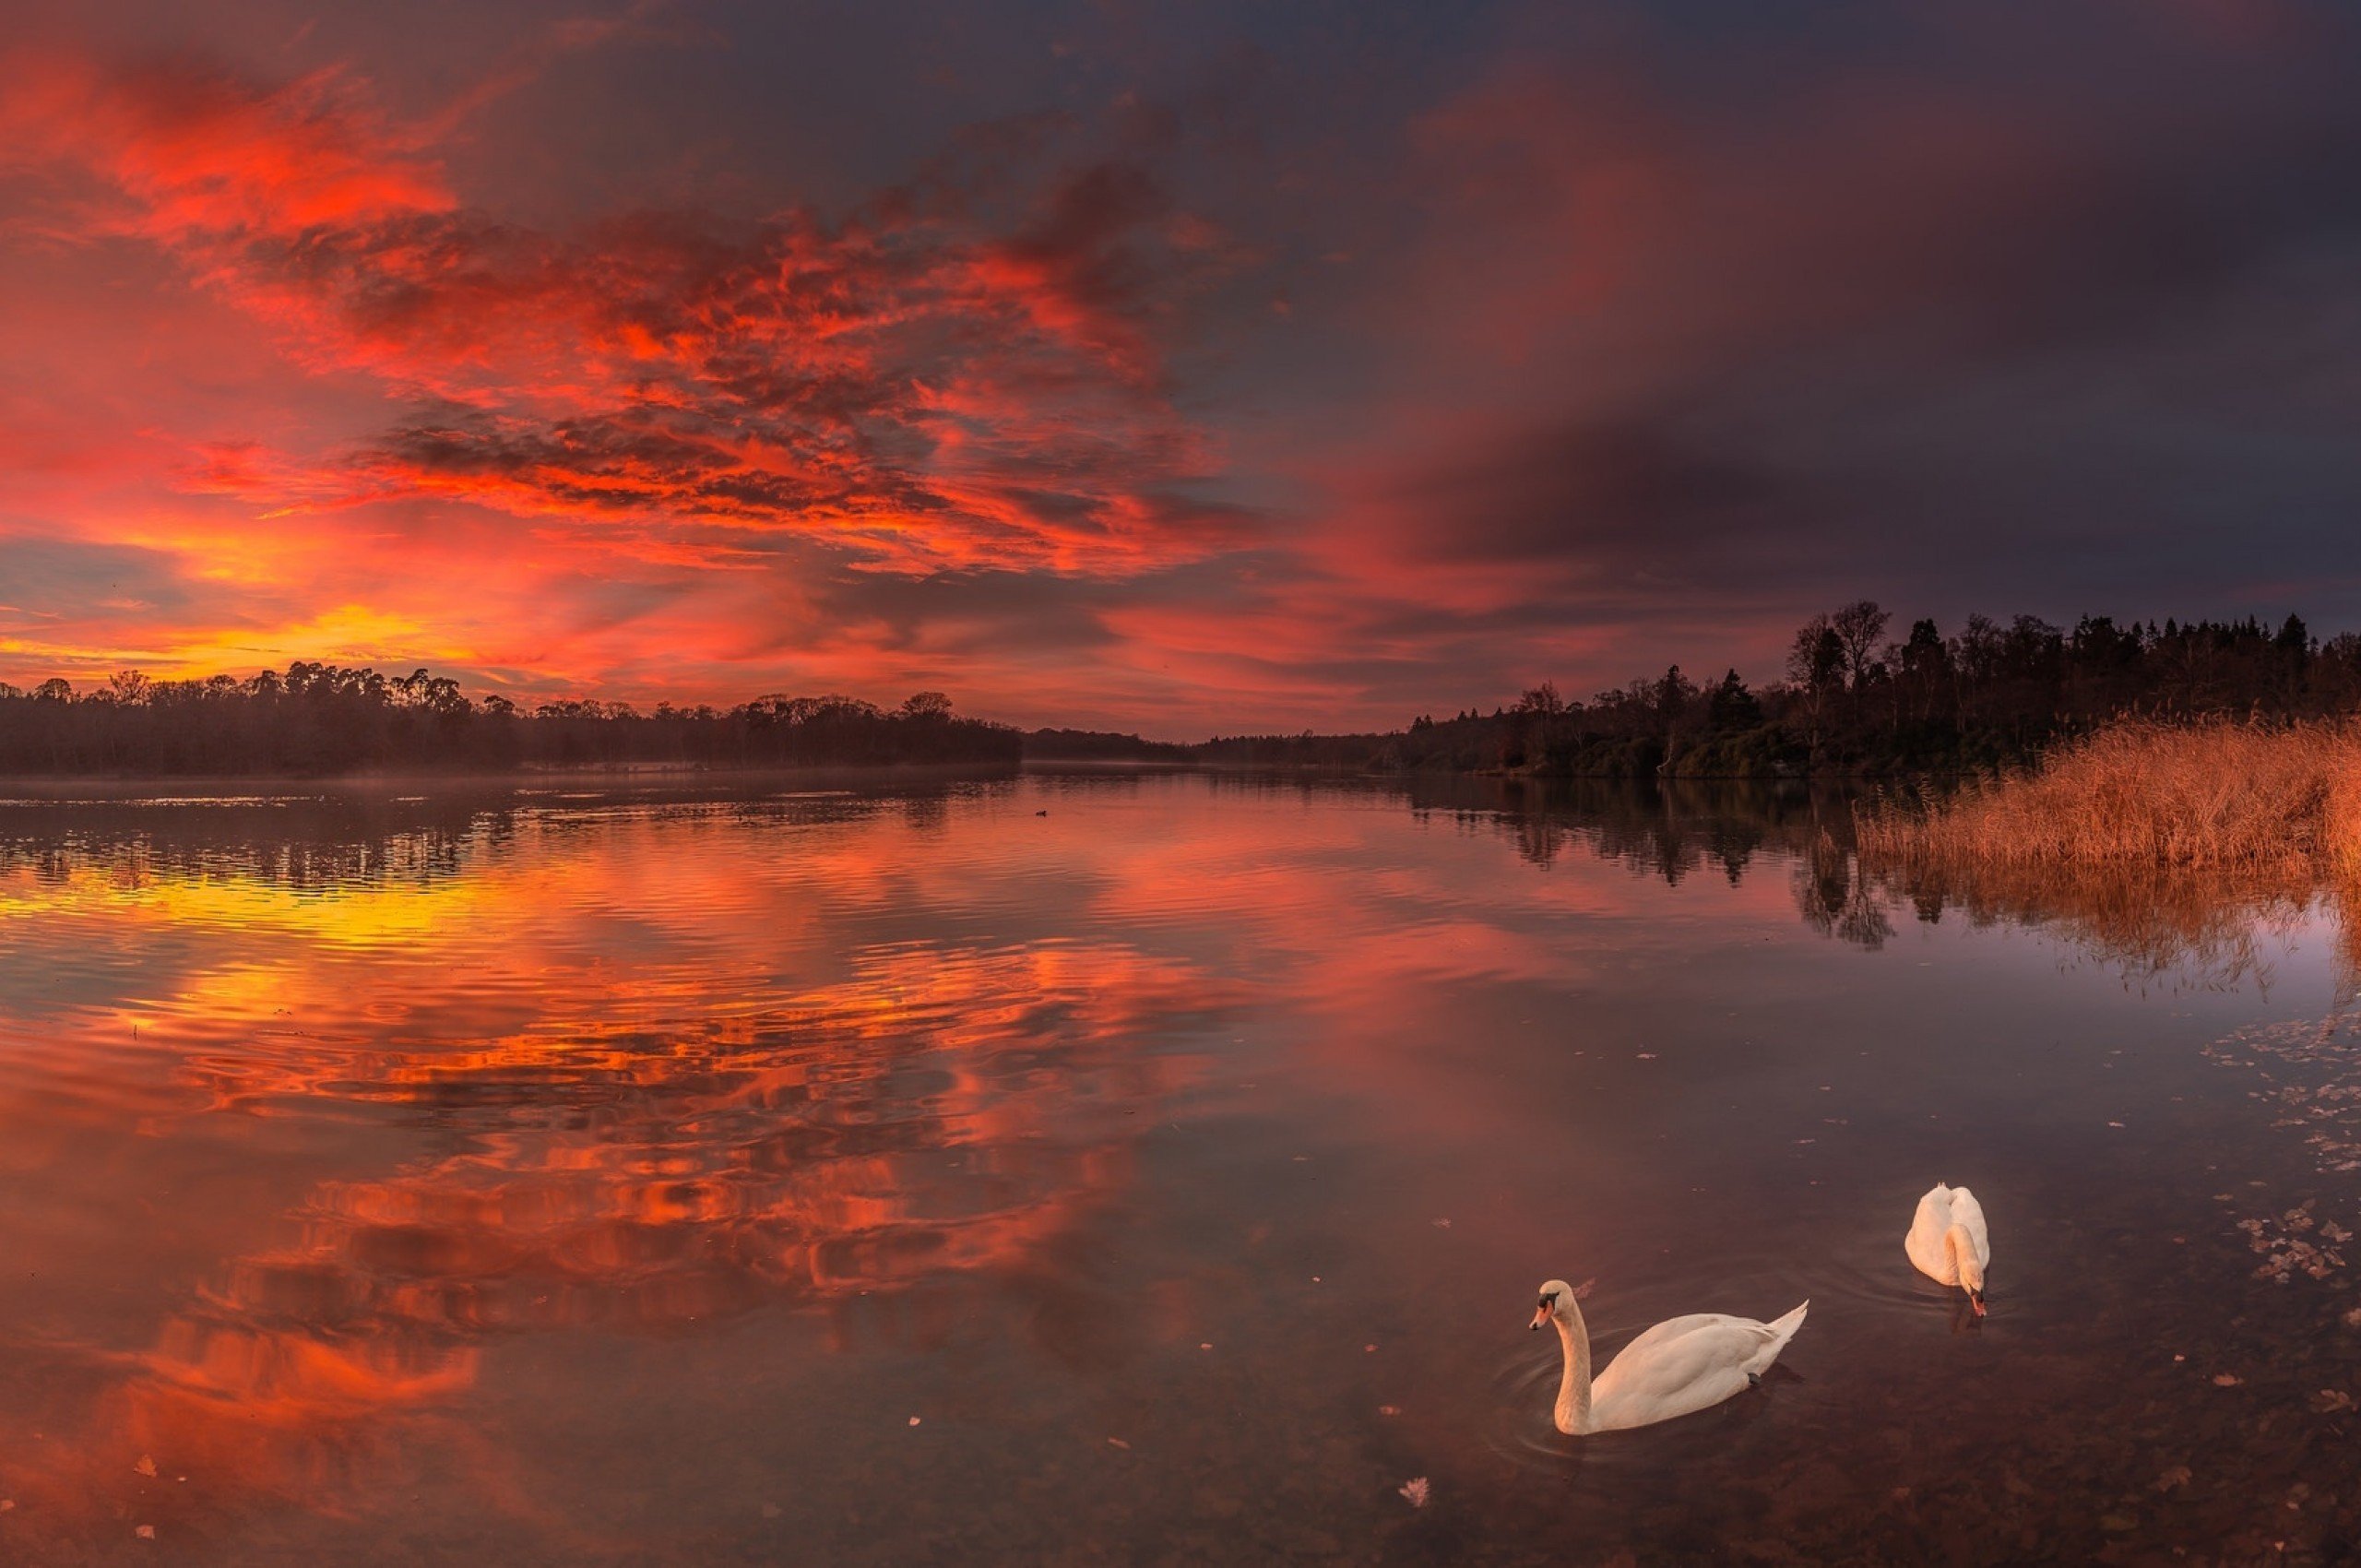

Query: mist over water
0,772,2352,1563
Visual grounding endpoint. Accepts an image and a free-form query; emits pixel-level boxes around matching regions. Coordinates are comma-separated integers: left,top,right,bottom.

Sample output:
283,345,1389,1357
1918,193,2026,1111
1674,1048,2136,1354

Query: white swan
1528,1279,1808,1435
1904,1182,1990,1314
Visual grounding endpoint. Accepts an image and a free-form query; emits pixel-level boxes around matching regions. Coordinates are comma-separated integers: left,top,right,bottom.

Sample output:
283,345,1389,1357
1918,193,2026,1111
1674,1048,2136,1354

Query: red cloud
0,52,454,240
6,50,1241,577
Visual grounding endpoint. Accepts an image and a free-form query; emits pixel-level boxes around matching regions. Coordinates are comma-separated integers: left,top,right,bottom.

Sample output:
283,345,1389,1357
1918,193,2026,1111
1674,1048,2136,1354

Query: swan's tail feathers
1765,1301,1809,1353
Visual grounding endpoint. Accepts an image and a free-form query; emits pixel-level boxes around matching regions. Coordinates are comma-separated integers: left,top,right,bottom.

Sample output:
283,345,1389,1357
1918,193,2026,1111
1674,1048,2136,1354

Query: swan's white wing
1904,1183,1959,1283
1610,1311,1730,1362
1588,1310,1802,1432
1949,1185,1992,1268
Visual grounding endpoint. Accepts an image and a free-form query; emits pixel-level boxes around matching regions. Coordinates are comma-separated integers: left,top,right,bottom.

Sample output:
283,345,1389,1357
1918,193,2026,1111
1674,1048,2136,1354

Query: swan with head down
1904,1182,1990,1314
1528,1279,1808,1435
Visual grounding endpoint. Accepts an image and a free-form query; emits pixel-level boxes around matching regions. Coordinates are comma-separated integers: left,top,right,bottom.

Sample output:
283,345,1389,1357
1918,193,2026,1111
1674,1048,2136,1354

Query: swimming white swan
1528,1279,1808,1435
1904,1182,1990,1314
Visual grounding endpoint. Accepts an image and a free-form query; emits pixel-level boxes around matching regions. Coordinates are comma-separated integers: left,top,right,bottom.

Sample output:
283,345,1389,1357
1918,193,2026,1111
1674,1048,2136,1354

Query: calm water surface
0,772,2356,1564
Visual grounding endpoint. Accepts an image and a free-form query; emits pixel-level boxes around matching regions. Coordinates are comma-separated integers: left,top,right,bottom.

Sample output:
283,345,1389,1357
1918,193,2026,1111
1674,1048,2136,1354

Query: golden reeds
1855,719,2361,874
1856,719,2361,986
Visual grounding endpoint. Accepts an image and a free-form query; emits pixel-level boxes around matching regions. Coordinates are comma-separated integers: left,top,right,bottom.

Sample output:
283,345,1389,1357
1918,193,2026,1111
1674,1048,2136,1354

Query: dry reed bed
1857,720,2361,874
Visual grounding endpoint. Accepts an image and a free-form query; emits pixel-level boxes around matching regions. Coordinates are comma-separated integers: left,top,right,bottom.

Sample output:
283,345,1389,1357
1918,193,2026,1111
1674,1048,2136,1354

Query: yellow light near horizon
3,608,487,688
154,603,475,675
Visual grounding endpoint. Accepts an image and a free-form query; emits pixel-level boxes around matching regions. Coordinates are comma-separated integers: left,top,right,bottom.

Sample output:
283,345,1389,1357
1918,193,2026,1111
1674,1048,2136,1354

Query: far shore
0,760,1025,798
0,756,2119,792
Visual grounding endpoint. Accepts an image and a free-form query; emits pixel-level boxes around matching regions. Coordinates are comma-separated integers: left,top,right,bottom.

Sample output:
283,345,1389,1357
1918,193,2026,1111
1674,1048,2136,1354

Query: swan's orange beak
1968,1290,1987,1317
1529,1302,1551,1331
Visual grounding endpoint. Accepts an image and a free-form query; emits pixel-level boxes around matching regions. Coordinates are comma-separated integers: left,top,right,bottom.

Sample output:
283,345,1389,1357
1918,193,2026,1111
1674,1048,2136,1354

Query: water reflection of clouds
0,798,1229,1543
4,775,2347,1555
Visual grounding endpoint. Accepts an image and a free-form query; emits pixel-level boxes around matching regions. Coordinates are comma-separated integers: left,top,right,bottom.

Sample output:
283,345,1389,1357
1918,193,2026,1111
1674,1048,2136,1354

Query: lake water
0,770,2355,1564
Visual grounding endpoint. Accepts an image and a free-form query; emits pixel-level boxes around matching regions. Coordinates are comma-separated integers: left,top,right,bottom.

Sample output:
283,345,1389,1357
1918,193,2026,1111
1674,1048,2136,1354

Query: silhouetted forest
0,665,1020,776
1203,604,2361,778
1023,728,1193,762
9,603,2357,778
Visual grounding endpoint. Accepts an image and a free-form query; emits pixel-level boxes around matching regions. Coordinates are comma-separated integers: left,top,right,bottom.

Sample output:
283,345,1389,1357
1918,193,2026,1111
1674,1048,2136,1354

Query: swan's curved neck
1551,1300,1593,1435
1945,1224,1982,1291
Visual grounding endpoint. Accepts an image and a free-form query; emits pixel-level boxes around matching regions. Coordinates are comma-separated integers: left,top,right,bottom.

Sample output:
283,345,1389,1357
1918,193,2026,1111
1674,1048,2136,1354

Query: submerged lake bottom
0,770,2355,1564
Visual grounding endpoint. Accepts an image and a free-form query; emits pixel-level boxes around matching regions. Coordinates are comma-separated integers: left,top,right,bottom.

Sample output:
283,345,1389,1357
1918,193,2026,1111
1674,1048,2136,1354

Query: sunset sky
5,0,2360,733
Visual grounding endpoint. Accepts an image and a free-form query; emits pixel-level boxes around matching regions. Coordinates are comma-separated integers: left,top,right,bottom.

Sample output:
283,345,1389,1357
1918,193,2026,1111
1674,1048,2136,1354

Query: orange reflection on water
0,799,1231,1552
192,941,1222,1322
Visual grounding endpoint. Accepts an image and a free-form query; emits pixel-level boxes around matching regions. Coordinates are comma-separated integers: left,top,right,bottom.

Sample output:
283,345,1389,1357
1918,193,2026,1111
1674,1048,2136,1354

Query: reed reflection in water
0,773,2353,1563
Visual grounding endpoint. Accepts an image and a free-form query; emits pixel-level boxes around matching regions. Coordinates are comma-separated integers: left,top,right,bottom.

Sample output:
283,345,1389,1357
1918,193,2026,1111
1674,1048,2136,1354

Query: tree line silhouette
0,665,1020,775
1188,604,2361,777
8,604,2356,778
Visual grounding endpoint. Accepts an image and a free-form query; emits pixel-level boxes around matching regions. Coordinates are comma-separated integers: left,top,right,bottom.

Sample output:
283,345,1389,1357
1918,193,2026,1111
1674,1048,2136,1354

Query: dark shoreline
0,760,1023,798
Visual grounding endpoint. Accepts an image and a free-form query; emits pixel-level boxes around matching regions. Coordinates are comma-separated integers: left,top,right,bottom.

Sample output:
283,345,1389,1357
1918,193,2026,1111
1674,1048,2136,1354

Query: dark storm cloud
1320,0,2361,685
1386,412,1786,568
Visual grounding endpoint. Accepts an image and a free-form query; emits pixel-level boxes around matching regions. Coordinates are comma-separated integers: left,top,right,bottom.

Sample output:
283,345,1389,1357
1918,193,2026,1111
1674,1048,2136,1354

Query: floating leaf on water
2309,1389,2355,1413
908,1416,921,1427
2213,1372,2243,1386
134,1455,157,1479
1107,1437,1131,1450
1378,1405,1402,1417
1398,1477,1430,1509
136,1526,155,1540
2154,1466,2192,1492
